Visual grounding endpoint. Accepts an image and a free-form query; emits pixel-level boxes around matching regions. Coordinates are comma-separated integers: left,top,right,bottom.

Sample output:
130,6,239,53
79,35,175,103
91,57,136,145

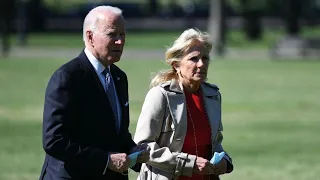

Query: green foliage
228,0,284,13
43,0,81,12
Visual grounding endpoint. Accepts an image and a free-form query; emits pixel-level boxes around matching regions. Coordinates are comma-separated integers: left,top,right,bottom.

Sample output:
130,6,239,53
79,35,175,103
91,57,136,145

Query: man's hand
130,143,150,163
193,156,216,175
107,152,131,173
212,158,227,175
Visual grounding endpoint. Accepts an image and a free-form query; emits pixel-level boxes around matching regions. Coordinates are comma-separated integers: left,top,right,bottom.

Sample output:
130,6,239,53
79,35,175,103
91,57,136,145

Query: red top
178,90,213,180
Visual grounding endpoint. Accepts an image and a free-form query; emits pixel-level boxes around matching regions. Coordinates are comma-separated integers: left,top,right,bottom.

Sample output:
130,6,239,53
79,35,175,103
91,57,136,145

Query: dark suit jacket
39,50,136,180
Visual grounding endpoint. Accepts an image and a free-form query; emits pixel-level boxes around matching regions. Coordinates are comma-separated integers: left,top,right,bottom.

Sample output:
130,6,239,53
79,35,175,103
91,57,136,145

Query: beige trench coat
134,79,233,180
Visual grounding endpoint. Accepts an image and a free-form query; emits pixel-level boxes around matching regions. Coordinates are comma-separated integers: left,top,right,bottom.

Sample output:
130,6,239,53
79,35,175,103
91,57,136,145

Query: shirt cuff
226,159,233,173
103,153,110,175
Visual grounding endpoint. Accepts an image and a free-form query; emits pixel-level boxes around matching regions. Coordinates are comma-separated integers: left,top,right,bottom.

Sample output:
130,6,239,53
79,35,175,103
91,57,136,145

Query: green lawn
0,57,319,180
11,27,320,49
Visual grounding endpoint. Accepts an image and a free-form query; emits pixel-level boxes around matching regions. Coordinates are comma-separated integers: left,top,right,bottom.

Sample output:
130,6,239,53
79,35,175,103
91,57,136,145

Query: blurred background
0,0,319,180
1,0,320,58
0,0,320,57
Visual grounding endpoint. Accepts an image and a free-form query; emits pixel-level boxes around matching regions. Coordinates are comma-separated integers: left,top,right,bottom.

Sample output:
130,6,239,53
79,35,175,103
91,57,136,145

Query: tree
284,0,302,35
240,0,266,40
148,0,158,16
208,0,227,56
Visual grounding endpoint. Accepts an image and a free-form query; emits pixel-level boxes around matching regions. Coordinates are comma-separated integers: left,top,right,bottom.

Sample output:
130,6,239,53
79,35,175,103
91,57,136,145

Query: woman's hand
193,156,215,175
212,158,227,175
129,143,150,163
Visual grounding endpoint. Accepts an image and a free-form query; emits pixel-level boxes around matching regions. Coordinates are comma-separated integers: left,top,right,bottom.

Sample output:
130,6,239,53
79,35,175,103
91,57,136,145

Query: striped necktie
102,68,119,131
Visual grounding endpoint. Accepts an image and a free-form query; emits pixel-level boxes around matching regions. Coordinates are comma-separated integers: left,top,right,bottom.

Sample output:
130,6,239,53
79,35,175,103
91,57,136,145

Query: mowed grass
0,57,319,180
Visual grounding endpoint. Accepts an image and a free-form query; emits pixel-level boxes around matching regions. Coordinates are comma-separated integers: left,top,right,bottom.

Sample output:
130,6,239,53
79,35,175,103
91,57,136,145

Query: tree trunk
241,0,263,40
208,0,227,56
148,0,158,16
284,0,301,35
28,0,45,32
17,0,28,46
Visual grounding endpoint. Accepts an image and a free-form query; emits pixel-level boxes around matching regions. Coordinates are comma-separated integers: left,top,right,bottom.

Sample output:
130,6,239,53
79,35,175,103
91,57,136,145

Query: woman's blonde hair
150,28,212,88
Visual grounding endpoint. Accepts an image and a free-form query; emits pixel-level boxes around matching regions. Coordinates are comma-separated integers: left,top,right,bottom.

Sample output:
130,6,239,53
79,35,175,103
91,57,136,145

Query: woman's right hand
193,156,215,175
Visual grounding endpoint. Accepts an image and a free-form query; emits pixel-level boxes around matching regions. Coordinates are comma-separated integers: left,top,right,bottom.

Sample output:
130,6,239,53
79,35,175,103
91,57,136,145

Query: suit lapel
201,84,221,141
110,65,126,106
165,79,188,140
110,65,127,132
77,51,117,133
78,50,107,99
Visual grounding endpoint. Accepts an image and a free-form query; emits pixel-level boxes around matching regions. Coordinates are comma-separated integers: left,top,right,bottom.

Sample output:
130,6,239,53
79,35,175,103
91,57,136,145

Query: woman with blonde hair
134,28,233,180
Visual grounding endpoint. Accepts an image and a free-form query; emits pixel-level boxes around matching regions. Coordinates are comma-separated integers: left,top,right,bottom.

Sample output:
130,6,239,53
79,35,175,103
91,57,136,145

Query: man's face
90,14,126,66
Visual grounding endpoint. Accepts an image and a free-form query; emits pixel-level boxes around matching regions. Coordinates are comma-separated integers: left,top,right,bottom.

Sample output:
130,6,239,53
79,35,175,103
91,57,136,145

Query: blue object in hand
128,150,143,167
210,152,225,165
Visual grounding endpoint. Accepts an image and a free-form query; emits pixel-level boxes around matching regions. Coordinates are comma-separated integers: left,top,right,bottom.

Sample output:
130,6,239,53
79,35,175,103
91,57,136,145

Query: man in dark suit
39,6,149,180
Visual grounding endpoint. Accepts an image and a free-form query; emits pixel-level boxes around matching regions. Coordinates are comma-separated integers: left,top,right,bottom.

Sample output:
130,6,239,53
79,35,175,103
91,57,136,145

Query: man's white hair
82,5,123,43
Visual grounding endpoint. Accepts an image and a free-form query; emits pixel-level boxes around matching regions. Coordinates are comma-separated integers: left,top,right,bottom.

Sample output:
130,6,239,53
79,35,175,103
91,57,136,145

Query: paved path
8,46,270,60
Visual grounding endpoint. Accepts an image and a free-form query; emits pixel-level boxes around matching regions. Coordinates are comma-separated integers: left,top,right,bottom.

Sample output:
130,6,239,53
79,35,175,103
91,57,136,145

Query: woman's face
175,44,210,85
